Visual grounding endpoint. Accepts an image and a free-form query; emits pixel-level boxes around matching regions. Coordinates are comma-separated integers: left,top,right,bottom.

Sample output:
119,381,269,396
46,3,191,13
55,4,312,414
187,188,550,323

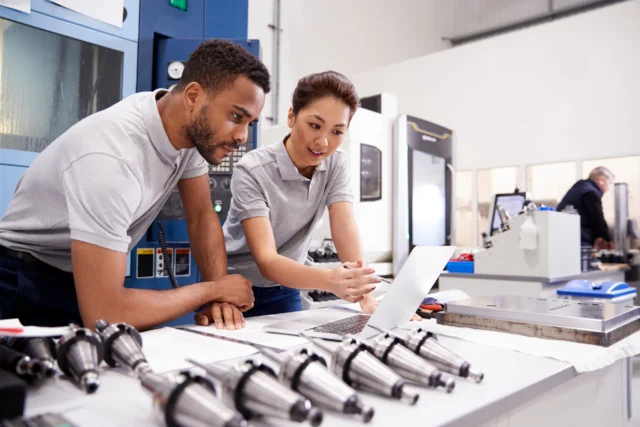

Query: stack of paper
184,322,309,350
141,327,258,373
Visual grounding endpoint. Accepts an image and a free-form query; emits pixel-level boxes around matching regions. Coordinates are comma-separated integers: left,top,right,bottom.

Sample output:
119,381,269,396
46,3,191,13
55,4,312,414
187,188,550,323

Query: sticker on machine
175,248,191,277
136,248,154,279
156,248,174,278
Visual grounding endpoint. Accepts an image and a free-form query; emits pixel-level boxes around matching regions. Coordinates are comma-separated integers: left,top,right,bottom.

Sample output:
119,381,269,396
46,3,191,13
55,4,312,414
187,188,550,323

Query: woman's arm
242,217,378,303
328,201,378,313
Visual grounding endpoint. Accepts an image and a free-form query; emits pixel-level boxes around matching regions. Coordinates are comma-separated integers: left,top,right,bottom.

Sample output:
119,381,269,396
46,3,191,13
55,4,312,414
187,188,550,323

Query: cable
156,219,179,289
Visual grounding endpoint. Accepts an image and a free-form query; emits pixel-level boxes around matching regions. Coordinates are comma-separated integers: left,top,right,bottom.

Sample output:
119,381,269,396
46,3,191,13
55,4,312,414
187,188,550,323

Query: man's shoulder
52,94,150,161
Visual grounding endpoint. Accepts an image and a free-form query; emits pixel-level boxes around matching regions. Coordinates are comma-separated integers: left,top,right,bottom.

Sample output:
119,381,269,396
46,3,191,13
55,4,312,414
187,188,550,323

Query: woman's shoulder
326,148,349,170
236,143,278,171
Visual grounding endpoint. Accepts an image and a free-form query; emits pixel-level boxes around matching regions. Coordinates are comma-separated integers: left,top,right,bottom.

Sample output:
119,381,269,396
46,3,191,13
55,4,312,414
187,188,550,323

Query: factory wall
247,0,454,129
350,0,640,171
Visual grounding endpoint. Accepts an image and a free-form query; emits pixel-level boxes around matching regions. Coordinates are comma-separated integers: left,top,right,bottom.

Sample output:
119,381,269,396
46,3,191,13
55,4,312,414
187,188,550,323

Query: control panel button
221,177,231,190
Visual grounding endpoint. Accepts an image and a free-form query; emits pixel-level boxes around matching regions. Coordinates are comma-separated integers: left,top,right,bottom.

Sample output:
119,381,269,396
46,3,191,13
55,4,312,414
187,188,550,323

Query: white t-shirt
0,90,208,272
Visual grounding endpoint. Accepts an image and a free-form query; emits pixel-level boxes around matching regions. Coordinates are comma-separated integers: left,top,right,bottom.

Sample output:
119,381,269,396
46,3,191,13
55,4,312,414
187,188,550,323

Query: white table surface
23,309,578,427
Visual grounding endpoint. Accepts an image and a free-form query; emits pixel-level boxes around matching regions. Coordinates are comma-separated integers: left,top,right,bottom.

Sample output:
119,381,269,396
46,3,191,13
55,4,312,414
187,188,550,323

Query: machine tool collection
0,321,484,426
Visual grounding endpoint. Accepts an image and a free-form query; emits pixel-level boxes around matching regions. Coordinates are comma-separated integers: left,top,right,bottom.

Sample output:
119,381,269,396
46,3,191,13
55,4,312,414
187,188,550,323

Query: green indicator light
215,204,222,213
169,0,187,12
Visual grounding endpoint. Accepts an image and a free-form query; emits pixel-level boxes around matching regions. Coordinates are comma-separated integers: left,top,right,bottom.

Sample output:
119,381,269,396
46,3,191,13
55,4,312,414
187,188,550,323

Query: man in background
557,166,615,249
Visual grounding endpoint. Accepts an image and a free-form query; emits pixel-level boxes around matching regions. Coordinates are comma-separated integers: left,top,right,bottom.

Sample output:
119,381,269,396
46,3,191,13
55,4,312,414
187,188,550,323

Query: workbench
20,309,633,427
439,268,628,300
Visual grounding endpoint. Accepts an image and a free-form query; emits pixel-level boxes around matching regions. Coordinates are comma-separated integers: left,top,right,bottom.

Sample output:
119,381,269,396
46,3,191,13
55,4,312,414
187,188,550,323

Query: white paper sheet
141,327,257,374
50,0,123,27
0,318,69,337
0,0,30,13
401,319,640,373
184,322,309,350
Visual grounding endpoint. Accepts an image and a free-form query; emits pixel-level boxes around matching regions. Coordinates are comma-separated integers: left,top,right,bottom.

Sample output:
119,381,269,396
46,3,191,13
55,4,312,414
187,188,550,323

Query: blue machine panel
204,0,249,40
137,0,250,92
0,6,138,216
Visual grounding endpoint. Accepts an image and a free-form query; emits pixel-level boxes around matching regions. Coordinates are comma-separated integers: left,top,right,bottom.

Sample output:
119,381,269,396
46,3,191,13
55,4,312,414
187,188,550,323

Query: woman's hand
359,294,379,314
360,294,422,321
326,261,379,303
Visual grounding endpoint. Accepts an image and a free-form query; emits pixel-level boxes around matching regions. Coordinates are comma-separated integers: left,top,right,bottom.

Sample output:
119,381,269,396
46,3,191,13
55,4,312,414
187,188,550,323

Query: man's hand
594,238,615,250
327,261,379,303
195,302,246,330
210,274,254,311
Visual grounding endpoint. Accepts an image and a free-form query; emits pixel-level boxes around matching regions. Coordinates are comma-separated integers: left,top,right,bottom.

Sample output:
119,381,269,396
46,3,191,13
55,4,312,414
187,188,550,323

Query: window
581,156,640,233
455,170,474,247
0,18,123,152
477,166,520,240
526,162,577,208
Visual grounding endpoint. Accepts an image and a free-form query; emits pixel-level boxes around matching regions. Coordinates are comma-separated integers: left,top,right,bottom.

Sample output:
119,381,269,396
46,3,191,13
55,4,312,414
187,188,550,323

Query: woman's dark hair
175,39,270,95
291,71,359,119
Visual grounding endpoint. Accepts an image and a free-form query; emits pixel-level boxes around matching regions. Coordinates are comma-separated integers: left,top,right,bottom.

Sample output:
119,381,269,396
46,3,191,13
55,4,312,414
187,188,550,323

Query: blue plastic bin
446,261,474,274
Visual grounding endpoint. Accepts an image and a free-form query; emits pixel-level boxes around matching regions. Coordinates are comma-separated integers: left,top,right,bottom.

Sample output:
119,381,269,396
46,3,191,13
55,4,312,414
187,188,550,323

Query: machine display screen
411,149,446,246
0,18,123,152
490,194,526,233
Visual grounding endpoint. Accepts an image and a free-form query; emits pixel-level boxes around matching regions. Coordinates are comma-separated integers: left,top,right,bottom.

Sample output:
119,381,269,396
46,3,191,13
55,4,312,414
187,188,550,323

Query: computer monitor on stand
488,192,527,236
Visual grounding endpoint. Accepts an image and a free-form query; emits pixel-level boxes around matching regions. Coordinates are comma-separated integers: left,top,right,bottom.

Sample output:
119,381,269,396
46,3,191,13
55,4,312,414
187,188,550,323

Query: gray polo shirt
0,90,208,272
223,139,353,287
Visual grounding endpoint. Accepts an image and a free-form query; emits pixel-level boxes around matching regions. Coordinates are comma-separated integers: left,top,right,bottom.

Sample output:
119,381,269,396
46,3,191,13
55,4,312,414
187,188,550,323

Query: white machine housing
311,107,394,273
475,210,581,278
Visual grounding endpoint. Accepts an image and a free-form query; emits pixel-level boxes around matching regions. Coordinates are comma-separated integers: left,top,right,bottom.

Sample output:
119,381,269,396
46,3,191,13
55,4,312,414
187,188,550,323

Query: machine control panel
158,135,253,222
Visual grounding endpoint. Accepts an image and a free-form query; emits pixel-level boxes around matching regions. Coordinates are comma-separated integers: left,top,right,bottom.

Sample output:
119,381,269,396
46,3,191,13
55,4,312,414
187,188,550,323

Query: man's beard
185,107,234,165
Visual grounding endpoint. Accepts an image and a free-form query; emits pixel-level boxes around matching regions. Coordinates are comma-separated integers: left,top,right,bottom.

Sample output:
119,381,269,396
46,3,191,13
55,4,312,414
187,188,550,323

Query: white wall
248,0,454,129
350,0,640,171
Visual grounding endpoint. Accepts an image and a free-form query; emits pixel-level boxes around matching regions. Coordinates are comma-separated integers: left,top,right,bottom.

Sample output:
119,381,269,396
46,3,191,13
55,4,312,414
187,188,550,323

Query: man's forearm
188,212,227,281
80,282,218,331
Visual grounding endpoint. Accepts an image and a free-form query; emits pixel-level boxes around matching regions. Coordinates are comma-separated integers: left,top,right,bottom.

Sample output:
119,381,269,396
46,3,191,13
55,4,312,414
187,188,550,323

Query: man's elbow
77,291,129,330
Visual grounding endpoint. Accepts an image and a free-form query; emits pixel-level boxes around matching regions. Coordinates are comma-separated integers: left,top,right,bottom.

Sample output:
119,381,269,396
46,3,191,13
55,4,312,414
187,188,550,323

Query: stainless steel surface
439,296,640,346
6,337,57,378
306,335,420,405
96,320,150,375
56,325,103,393
441,268,628,283
368,332,455,393
405,328,484,383
261,347,374,423
444,296,640,331
615,183,630,253
188,358,323,426
140,371,246,427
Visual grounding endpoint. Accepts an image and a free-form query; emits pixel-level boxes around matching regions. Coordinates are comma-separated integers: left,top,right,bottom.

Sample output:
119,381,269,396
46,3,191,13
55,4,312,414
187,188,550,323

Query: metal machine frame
392,115,454,275
0,4,138,217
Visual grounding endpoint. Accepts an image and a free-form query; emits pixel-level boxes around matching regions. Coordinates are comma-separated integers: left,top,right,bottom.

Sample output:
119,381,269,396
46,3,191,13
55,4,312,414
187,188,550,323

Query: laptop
263,246,456,341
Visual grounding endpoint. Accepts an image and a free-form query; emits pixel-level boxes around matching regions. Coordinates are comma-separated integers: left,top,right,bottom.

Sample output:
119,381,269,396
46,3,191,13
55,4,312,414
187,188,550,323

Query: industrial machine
310,107,395,274
474,209,581,278
0,1,139,217
392,115,454,275
124,1,261,325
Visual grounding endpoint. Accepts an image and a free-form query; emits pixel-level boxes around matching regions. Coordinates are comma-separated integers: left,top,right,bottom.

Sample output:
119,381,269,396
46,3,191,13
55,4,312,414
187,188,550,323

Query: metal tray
437,295,640,347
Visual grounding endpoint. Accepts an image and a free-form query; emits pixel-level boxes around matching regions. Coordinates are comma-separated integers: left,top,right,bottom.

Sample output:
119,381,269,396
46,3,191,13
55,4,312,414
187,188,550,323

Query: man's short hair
174,39,270,95
589,166,615,182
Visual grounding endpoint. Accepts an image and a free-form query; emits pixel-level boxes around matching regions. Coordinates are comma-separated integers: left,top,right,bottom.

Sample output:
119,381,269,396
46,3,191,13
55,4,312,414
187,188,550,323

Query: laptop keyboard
309,314,371,335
